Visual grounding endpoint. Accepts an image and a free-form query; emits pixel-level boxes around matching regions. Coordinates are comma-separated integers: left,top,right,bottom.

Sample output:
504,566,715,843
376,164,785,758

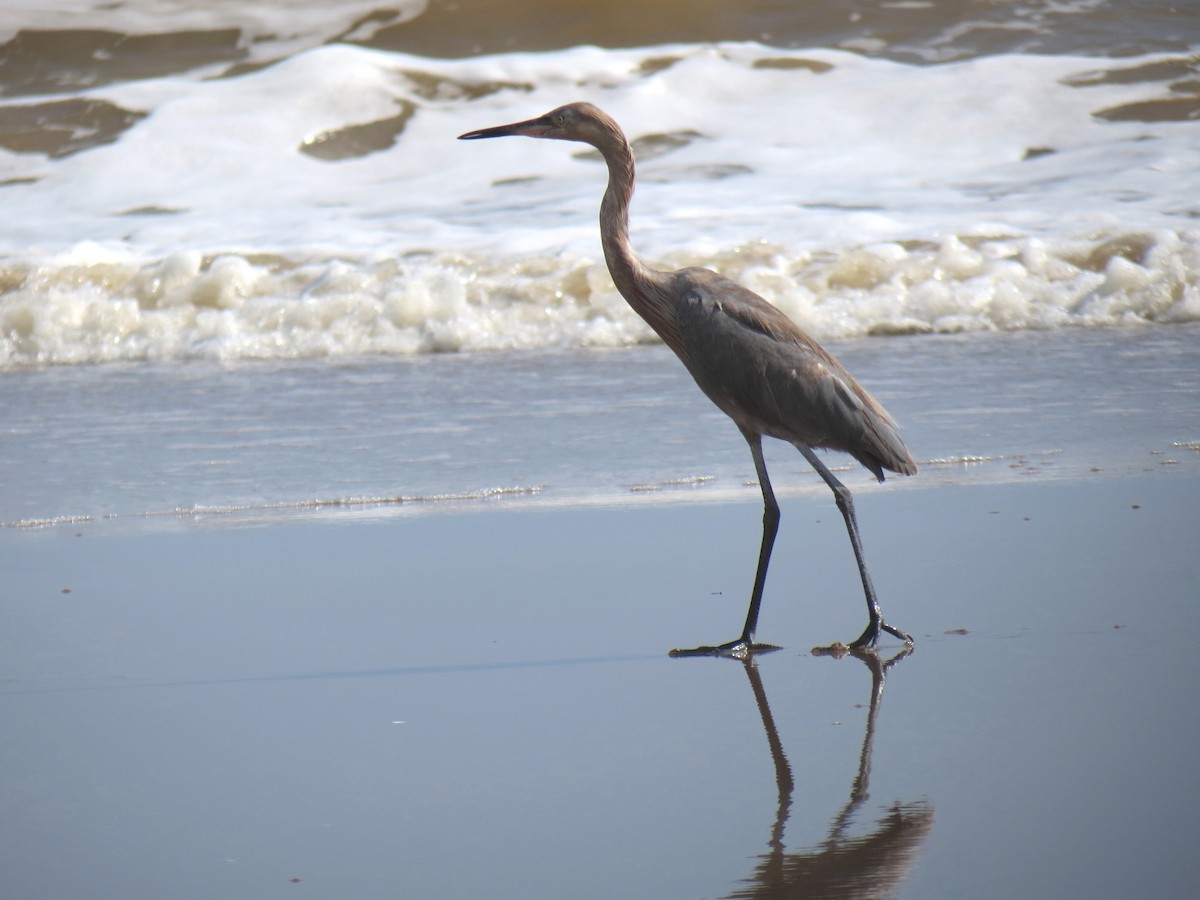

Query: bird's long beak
458,114,551,140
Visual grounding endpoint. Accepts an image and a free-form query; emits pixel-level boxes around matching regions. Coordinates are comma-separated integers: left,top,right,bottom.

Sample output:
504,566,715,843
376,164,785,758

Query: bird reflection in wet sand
460,103,915,657
727,648,933,899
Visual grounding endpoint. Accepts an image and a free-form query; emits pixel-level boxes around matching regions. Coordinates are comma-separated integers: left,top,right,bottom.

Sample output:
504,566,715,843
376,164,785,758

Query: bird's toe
669,639,781,659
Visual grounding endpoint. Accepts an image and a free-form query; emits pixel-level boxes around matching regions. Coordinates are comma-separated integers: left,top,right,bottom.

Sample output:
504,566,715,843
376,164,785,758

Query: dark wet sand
2,469,1198,899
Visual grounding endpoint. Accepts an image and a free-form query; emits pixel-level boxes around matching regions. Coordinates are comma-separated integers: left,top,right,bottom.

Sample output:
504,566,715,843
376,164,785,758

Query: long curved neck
595,132,682,351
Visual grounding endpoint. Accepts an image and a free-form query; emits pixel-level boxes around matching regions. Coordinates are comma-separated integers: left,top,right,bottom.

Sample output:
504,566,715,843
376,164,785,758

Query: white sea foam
0,0,420,61
2,41,1199,365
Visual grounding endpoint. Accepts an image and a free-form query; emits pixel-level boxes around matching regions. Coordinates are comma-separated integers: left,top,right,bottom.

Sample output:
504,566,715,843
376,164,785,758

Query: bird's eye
553,113,566,127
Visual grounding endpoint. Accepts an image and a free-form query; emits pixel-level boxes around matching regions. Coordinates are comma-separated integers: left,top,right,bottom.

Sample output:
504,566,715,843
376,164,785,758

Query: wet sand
2,468,1198,899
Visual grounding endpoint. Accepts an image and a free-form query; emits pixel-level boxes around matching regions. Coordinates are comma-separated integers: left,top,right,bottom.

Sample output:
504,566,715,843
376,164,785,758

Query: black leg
797,446,913,650
740,431,779,643
670,431,783,658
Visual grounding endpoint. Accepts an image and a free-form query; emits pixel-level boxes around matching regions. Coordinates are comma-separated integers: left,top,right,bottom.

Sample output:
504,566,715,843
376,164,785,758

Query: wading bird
460,102,916,656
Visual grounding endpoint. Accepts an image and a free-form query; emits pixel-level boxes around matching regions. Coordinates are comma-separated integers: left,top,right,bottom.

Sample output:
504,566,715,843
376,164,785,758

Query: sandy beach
3,464,1198,899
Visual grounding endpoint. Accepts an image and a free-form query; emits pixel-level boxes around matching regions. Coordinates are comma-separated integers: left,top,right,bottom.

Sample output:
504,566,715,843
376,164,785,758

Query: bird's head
458,102,618,147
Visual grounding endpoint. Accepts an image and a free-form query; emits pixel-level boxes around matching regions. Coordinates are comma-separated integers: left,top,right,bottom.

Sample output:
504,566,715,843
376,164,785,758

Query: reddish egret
460,102,916,656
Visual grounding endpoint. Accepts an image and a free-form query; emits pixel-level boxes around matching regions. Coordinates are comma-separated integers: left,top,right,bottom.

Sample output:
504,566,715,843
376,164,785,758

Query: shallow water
3,323,1198,527
2,473,1197,898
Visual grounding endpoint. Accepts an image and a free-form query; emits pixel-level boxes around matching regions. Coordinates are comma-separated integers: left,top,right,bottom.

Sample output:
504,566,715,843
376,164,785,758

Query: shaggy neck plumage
593,128,682,352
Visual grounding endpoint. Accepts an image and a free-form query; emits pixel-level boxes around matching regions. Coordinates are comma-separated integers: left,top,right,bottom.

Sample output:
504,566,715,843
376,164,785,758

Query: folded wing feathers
676,270,916,481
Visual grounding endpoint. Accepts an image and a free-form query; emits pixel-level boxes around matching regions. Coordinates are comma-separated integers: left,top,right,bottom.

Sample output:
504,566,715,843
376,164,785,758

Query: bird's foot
880,621,916,646
811,641,854,658
812,642,915,669
814,620,914,656
669,638,782,659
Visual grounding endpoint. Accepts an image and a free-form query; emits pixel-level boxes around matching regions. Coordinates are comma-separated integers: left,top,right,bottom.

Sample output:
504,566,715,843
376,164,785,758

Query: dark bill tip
457,126,508,140
458,115,549,141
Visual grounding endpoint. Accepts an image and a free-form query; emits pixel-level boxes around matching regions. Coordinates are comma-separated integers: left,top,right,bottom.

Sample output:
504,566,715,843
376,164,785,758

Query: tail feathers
856,409,917,482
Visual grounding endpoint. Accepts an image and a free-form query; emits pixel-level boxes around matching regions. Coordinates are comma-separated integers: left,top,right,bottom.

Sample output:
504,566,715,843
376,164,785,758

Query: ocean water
1,1,1199,523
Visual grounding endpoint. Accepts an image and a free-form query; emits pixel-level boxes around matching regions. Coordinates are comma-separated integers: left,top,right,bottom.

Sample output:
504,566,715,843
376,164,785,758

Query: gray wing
672,268,916,480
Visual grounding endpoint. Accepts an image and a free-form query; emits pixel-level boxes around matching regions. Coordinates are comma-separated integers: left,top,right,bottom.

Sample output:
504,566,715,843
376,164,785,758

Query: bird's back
670,267,916,481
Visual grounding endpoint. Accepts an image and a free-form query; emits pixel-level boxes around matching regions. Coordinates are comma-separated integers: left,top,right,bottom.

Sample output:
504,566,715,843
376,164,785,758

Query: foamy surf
2,225,1197,365
3,39,1199,365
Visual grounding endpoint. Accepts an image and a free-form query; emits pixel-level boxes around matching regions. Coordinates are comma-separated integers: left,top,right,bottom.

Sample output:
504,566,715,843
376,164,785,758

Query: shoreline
4,465,1195,645
3,446,1194,534
5,323,1198,532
